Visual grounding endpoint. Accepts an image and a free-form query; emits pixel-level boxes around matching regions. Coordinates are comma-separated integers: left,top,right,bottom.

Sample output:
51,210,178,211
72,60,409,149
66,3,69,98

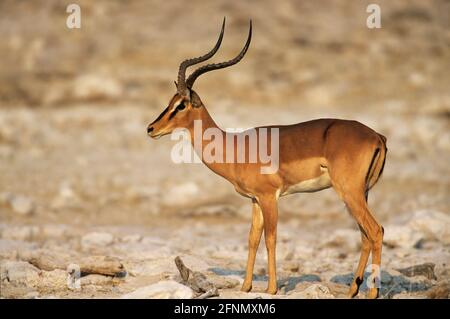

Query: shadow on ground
210,268,432,297
209,267,322,292
331,271,432,298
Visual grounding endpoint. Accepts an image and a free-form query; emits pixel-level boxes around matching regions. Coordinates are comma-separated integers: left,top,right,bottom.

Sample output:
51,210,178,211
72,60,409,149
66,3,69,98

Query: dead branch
19,250,125,277
174,256,219,299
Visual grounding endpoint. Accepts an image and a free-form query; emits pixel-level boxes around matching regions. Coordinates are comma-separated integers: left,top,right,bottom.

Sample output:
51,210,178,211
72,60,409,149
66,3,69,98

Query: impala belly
281,167,332,196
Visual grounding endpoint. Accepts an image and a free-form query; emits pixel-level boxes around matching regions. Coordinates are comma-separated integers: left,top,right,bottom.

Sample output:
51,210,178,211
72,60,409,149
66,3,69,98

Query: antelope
147,18,387,299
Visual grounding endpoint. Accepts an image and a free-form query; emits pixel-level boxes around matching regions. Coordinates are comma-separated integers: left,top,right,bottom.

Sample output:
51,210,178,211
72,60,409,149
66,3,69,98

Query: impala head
147,18,252,139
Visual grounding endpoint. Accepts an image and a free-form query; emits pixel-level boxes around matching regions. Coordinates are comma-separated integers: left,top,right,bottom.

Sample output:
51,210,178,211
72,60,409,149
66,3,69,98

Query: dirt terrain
0,0,449,299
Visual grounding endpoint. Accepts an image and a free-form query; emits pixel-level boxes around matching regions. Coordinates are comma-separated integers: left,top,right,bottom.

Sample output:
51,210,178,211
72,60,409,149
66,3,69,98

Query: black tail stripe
365,148,380,186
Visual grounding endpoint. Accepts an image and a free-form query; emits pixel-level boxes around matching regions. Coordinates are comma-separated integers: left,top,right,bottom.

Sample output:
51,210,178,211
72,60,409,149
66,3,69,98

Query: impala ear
190,90,202,108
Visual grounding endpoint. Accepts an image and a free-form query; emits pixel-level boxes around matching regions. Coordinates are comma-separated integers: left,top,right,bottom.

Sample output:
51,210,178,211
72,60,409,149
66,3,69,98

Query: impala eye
176,103,186,111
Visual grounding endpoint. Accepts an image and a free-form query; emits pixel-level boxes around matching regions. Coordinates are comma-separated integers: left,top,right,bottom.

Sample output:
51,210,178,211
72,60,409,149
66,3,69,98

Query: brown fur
148,91,387,298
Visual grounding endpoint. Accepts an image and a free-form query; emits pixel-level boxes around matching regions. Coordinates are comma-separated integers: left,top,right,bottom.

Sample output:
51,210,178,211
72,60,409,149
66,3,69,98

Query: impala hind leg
348,192,372,298
327,138,384,298
348,230,371,298
341,193,383,299
241,199,264,292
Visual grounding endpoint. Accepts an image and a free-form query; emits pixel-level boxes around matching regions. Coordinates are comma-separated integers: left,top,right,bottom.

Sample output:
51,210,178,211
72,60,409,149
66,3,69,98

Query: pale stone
81,232,114,248
121,280,194,299
9,195,35,215
287,284,335,299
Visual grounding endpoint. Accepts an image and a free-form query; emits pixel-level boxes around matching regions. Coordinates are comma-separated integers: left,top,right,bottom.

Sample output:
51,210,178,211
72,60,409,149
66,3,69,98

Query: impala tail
367,134,388,191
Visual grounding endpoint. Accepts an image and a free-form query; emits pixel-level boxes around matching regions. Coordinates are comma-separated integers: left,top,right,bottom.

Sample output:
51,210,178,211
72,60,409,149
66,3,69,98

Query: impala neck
187,106,235,181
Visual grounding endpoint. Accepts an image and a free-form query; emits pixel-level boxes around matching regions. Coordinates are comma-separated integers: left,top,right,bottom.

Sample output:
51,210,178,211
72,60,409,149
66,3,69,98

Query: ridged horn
177,17,226,96
186,20,252,89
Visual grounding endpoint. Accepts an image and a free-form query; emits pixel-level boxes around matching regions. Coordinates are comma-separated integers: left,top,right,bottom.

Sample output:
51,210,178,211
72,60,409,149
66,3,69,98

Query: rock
161,182,199,206
174,256,219,298
283,251,295,261
121,280,194,299
0,192,12,205
277,243,296,261
331,270,433,298
172,255,211,273
120,234,143,243
1,226,40,241
325,282,352,298
80,274,112,286
126,244,173,260
408,210,450,245
408,72,426,87
58,181,76,199
383,225,423,249
24,291,40,299
256,267,266,276
41,224,69,239
392,292,427,299
282,261,300,273
387,274,431,298
81,232,114,248
50,182,81,210
0,239,38,259
279,274,322,293
19,249,71,271
384,210,450,248
124,186,160,206
426,281,449,299
40,269,67,290
8,195,35,215
287,284,335,299
73,74,123,101
127,259,172,277
321,228,360,252
208,244,248,260
219,290,279,299
79,256,125,276
180,204,237,217
1,261,40,286
209,275,240,289
396,263,437,280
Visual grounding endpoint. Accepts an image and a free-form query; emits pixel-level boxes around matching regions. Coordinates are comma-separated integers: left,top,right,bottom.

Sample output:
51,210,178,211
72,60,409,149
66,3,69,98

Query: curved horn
186,20,252,89
177,17,226,96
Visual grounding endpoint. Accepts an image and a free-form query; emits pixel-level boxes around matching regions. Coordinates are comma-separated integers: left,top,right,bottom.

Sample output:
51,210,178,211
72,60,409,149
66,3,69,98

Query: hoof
241,284,252,293
348,283,360,298
265,287,278,295
348,277,363,298
367,288,379,299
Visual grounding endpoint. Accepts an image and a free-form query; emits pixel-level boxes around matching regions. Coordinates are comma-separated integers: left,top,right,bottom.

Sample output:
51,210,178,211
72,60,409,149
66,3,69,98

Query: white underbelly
281,170,332,196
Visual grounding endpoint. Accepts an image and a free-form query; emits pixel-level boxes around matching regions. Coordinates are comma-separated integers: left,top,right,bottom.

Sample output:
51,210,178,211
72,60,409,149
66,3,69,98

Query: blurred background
0,0,449,299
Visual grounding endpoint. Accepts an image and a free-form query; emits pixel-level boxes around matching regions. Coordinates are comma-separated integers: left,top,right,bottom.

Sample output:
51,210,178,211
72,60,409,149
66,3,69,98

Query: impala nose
147,126,153,135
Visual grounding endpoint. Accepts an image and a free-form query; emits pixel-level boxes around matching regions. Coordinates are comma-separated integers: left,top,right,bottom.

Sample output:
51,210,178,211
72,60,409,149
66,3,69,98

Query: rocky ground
0,0,449,299
0,104,448,299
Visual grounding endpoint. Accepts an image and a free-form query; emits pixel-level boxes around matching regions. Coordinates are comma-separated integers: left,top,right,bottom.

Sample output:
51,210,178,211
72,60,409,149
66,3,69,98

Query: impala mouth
149,131,170,139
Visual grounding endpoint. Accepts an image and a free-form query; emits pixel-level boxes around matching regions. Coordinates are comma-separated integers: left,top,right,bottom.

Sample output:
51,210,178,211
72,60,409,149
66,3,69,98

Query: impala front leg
259,195,278,294
241,199,264,292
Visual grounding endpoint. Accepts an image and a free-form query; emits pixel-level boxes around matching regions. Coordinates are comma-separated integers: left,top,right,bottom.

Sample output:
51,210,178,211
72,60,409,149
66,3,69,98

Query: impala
147,18,387,299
